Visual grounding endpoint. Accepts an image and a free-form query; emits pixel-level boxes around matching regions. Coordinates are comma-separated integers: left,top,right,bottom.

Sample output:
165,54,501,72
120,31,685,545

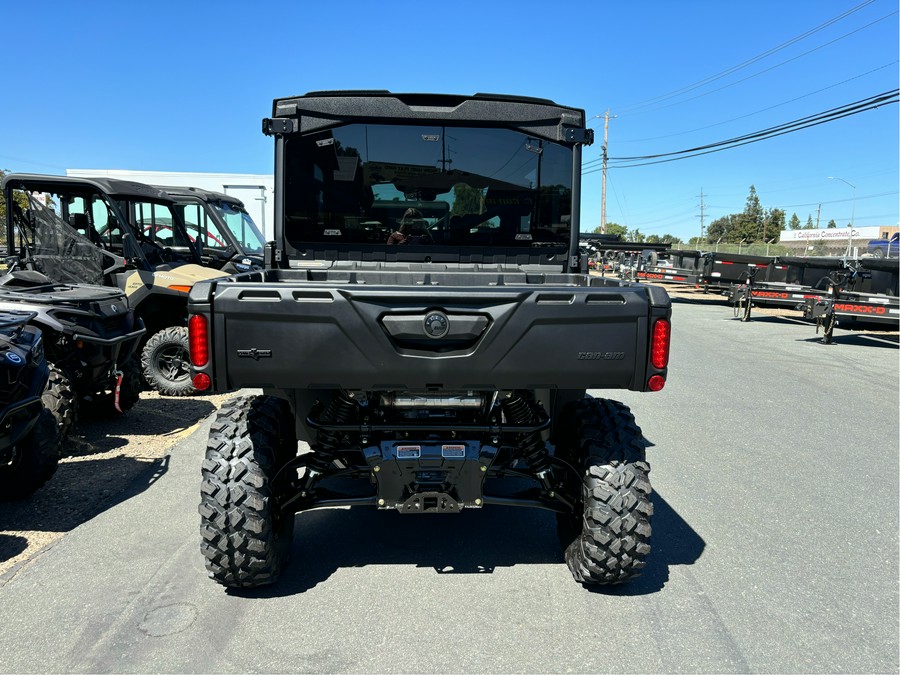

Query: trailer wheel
0,409,60,501
199,395,297,588
556,397,653,585
42,363,77,439
141,326,195,396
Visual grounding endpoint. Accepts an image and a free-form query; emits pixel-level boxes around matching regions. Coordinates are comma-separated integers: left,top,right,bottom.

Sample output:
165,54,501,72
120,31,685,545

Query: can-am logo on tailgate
423,312,450,339
237,348,273,360
578,351,625,361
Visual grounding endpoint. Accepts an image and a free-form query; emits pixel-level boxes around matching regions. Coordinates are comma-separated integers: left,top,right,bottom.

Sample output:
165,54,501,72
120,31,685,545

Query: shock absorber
502,392,551,475
310,391,359,474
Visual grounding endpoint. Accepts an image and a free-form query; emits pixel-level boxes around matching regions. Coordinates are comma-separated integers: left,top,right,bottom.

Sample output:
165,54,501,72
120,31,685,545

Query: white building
67,169,275,241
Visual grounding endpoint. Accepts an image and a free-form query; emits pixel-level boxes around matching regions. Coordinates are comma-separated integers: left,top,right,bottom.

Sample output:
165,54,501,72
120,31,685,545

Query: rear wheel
557,397,653,585
141,326,195,396
42,364,77,439
0,409,60,501
199,395,297,588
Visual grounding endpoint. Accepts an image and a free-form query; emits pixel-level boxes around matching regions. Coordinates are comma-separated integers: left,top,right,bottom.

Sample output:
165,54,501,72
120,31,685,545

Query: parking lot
0,297,897,673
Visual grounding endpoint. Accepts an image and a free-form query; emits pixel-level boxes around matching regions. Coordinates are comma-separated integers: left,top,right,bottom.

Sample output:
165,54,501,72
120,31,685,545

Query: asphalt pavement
0,299,897,673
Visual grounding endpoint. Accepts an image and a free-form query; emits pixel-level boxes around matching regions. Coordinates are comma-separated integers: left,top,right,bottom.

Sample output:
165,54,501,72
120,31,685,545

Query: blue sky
2,0,896,242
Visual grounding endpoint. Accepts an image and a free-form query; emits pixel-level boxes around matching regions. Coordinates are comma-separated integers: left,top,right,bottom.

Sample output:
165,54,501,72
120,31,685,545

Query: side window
179,203,203,247
179,203,224,250
90,197,122,248
65,196,89,237
134,201,188,247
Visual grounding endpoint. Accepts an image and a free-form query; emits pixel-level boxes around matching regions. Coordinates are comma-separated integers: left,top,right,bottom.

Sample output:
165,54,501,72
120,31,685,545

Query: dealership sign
779,226,881,242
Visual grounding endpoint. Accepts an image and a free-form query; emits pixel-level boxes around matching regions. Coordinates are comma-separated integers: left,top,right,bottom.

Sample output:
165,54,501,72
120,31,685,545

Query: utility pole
816,203,821,229
600,110,612,233
698,188,706,244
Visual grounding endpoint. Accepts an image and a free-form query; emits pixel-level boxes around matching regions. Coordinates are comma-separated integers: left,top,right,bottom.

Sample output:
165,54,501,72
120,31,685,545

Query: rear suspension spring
502,392,551,474
311,392,359,473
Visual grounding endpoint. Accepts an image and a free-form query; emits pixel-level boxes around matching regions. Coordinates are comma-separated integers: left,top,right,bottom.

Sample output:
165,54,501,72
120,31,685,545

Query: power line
608,0,876,115
778,190,898,208
582,89,898,171
610,90,897,161
611,60,897,145
616,9,896,118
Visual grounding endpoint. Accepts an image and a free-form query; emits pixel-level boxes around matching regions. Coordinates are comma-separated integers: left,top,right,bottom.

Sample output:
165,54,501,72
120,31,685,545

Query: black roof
1,173,175,203
270,91,589,145
153,185,245,207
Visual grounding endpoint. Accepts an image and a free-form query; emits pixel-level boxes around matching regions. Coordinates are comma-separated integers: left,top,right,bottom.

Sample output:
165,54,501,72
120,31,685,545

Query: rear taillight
192,373,211,391
188,314,209,367
648,375,666,391
651,318,671,370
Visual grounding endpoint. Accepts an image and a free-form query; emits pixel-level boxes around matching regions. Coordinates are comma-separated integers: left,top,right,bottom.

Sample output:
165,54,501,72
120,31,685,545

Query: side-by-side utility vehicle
154,186,266,273
1,175,227,395
189,91,672,589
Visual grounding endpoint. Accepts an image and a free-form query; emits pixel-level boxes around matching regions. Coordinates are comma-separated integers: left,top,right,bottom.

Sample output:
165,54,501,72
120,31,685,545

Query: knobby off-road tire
199,395,297,588
0,409,60,501
141,326,195,396
81,355,143,418
557,397,653,585
42,363,77,439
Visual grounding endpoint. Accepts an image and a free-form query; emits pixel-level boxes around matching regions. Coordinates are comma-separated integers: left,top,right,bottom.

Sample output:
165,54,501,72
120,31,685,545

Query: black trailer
729,256,846,321
705,252,775,292
635,249,708,287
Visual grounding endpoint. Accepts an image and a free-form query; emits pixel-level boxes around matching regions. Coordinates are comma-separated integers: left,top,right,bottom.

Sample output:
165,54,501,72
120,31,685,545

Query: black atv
0,310,59,500
0,270,145,437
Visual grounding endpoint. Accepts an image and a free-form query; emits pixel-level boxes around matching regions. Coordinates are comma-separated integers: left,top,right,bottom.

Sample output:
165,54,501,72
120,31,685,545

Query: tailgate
200,283,664,392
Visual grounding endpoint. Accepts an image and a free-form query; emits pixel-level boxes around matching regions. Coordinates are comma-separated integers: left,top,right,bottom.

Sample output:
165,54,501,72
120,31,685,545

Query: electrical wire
609,60,898,145
582,89,898,171
614,9,897,119
607,0,876,116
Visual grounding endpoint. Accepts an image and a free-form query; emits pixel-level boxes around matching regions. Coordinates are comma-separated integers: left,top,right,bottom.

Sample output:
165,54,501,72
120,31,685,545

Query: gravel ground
0,390,235,582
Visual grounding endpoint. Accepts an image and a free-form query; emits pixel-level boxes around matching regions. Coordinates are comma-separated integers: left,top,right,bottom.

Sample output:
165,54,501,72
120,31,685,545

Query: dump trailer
729,256,845,321
188,90,672,590
803,258,900,343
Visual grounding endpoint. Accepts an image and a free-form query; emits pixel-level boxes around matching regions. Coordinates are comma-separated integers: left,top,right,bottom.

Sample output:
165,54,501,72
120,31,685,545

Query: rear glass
283,124,573,250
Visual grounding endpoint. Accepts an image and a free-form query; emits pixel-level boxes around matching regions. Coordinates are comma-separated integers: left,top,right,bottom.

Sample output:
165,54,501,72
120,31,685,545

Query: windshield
282,123,573,250
209,200,265,253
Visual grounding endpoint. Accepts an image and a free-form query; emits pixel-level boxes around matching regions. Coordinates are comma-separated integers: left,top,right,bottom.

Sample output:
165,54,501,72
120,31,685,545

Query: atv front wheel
0,409,60,501
557,397,653,585
42,363,77,439
81,355,143,417
199,395,297,588
141,326,195,396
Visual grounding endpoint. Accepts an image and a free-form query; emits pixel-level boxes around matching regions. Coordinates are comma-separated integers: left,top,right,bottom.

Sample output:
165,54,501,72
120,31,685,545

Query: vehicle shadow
0,534,28,565
0,454,169,536
669,293,730,306
234,489,704,598
64,396,218,458
796,333,899,348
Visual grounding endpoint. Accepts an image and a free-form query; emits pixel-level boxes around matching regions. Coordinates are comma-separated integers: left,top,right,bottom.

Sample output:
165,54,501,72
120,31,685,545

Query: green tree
450,184,484,216
763,208,785,242
789,212,801,230
805,215,815,229
826,219,837,228
592,221,627,239
627,228,645,243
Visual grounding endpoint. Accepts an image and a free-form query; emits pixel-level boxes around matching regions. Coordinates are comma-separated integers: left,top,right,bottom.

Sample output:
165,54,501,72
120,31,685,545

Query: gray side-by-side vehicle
188,91,672,589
